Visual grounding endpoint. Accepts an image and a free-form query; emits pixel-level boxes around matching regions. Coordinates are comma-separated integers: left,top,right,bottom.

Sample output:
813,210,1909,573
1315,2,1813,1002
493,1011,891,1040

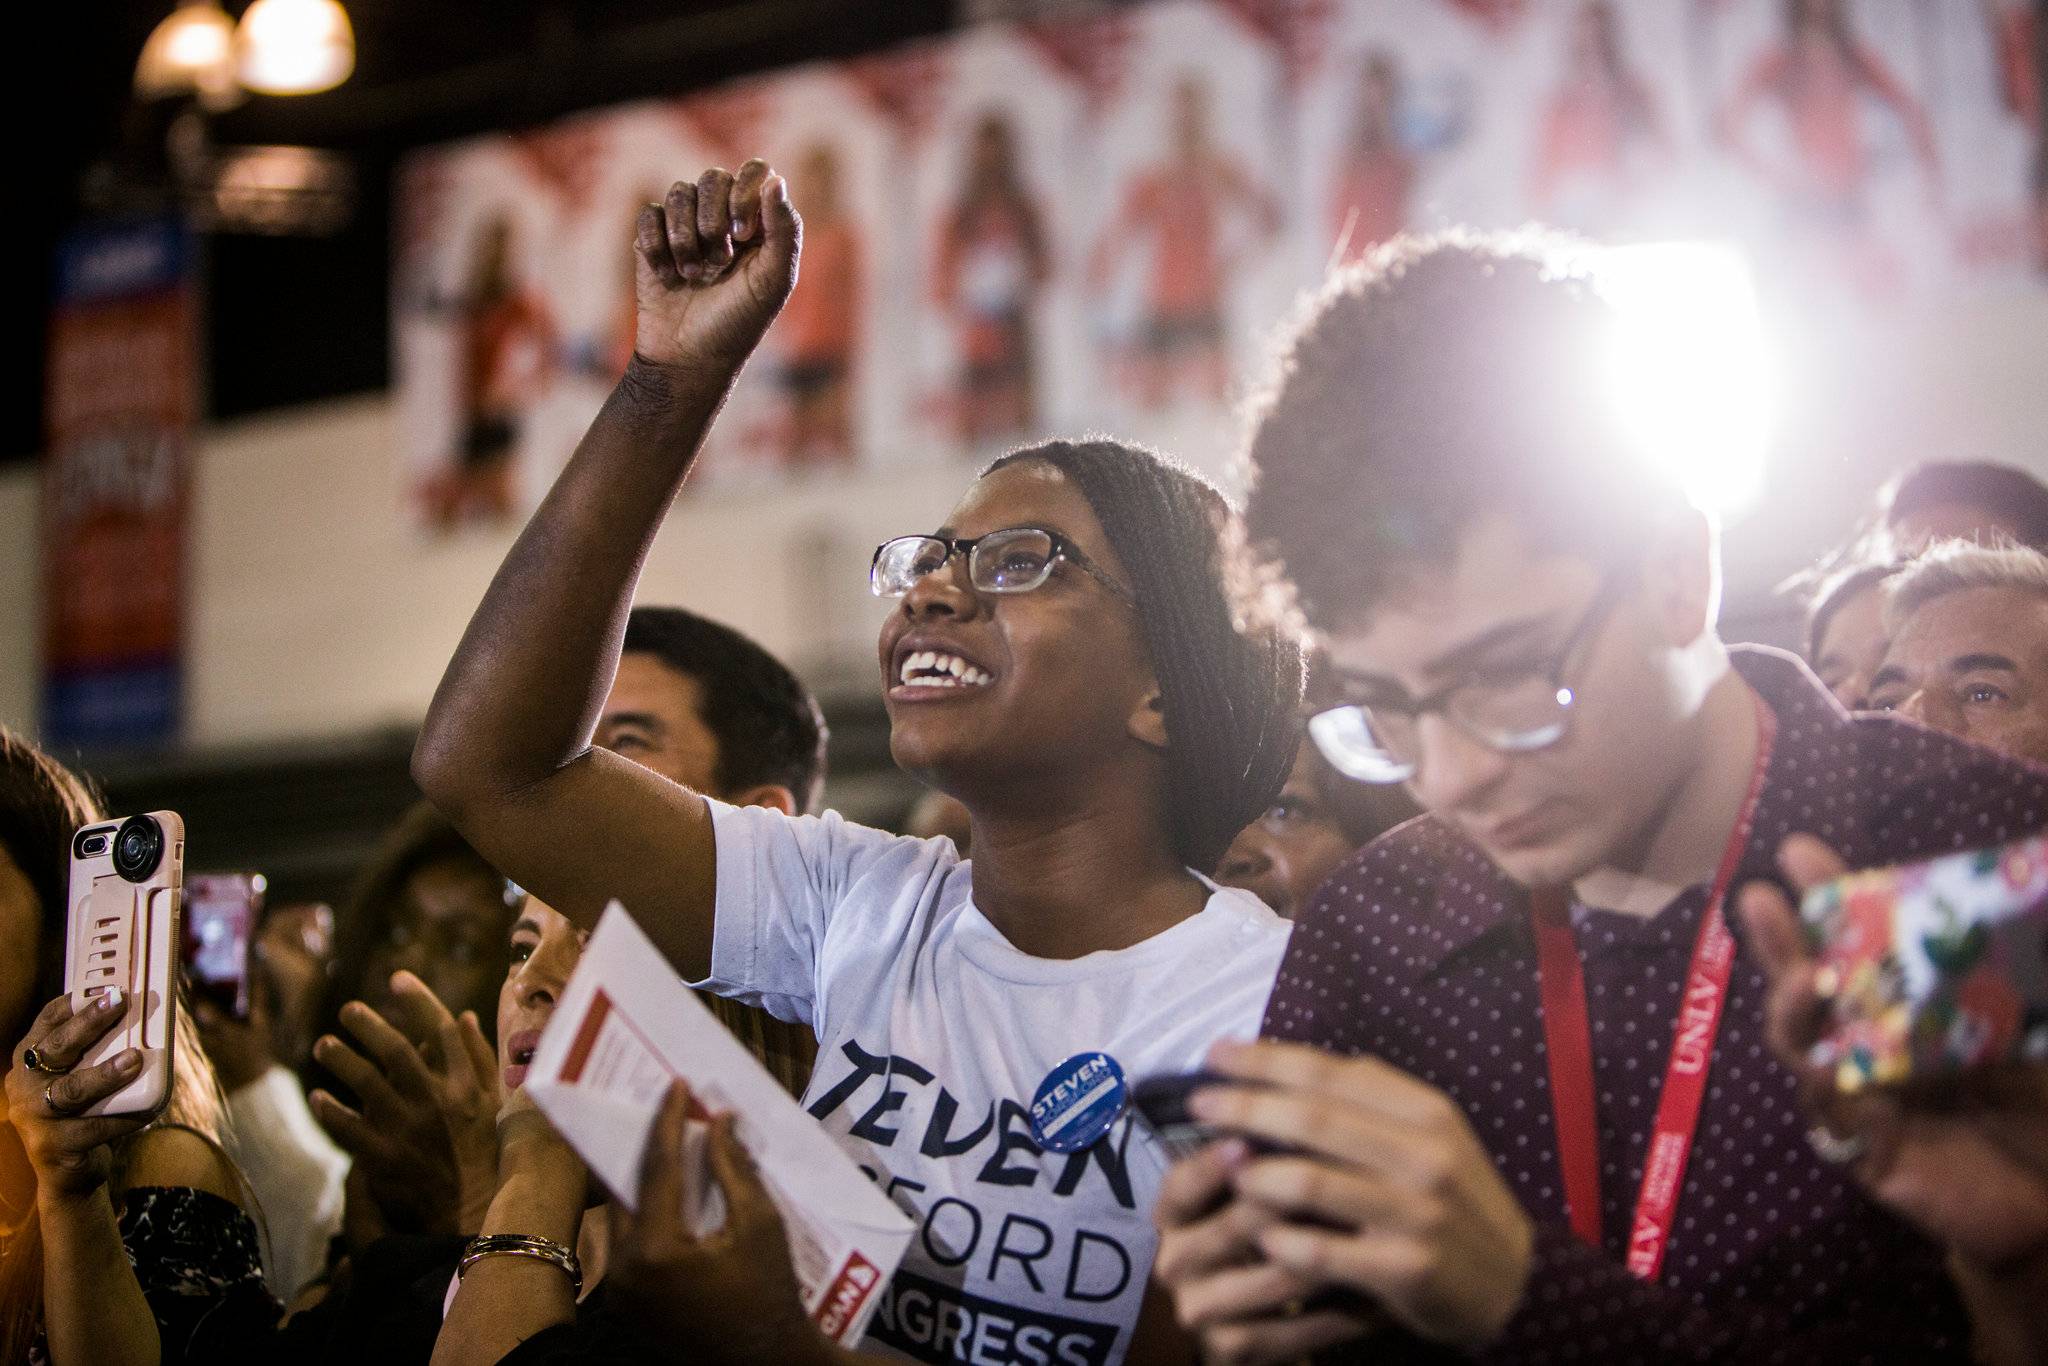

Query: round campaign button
1028,1051,1128,1153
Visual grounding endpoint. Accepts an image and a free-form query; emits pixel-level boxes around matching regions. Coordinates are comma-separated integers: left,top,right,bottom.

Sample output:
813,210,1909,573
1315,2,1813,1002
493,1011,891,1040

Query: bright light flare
1599,242,1771,518
135,1,238,102
237,0,355,96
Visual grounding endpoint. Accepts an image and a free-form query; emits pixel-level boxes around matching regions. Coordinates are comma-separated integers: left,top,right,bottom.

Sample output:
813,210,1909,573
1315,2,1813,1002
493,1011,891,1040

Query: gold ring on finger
43,1081,76,1116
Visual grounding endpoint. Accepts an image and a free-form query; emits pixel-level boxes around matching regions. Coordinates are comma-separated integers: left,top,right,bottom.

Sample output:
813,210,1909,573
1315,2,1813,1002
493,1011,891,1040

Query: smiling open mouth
897,650,992,690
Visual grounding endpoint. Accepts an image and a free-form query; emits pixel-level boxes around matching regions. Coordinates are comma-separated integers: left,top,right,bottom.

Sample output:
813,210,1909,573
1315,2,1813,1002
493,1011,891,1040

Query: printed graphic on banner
393,0,2048,528
42,218,193,748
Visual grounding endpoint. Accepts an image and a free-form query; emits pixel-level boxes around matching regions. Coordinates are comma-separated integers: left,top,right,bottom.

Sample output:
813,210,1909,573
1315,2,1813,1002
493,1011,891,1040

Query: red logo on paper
813,1251,882,1342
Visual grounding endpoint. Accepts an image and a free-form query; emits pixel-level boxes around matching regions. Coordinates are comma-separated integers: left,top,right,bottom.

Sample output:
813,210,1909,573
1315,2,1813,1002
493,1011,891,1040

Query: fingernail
1215,1137,1251,1170
115,1049,142,1074
680,263,702,281
730,218,745,237
102,988,124,1011
1188,1088,1222,1121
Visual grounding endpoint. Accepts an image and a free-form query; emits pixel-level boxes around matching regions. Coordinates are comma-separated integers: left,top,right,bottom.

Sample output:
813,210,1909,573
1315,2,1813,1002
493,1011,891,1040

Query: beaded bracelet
458,1232,584,1297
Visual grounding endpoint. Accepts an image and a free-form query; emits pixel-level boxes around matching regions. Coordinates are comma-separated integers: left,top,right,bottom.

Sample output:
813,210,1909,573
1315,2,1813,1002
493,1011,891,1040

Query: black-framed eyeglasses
1308,574,1626,784
870,526,1137,604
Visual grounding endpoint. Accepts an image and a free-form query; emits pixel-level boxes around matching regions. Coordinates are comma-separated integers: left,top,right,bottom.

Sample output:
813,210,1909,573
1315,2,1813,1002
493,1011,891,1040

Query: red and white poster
394,0,2048,530
42,218,194,749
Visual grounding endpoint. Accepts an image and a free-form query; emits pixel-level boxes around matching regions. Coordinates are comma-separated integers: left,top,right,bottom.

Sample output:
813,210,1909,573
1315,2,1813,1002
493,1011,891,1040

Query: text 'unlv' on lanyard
1531,695,1776,1282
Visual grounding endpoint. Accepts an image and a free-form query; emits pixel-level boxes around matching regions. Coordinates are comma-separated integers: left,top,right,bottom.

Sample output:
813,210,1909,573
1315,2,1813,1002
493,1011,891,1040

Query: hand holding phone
1743,834,2048,1284
1800,832,2048,1091
1132,1070,1286,1160
63,812,184,1119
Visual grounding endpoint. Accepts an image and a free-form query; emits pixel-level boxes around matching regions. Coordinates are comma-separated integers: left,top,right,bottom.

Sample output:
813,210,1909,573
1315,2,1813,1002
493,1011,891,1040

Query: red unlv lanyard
1530,697,1775,1281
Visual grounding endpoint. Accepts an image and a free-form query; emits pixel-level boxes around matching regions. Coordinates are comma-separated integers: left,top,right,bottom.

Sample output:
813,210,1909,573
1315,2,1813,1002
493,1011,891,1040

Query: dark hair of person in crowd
1236,230,1686,634
320,800,517,1046
1804,559,1899,662
1799,558,1900,709
622,606,828,815
1877,459,2048,552
985,437,1305,870
0,728,230,1364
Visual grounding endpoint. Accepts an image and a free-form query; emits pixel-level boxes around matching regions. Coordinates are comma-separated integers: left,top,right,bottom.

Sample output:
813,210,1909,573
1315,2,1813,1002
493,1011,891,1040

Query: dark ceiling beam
213,0,938,148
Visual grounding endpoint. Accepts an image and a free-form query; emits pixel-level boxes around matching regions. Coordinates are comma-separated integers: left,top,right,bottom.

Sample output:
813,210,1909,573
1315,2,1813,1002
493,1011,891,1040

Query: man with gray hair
1867,539,2048,766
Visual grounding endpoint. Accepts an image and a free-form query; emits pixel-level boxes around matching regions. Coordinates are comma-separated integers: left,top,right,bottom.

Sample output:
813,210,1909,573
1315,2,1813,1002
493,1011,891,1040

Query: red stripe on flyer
560,989,612,1084
813,1250,882,1341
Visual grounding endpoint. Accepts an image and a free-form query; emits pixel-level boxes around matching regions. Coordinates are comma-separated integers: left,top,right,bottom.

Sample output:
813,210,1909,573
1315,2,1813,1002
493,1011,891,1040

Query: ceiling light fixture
134,0,240,107
236,0,355,96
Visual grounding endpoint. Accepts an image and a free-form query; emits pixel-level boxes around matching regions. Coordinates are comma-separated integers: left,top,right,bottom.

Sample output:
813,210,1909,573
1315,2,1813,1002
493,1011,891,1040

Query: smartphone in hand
183,873,267,1021
65,812,185,1118
1131,1070,1289,1160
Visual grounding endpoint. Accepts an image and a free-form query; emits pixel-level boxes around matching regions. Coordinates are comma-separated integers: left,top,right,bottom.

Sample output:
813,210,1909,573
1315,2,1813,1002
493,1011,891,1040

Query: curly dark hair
986,438,1305,870
1238,229,1690,637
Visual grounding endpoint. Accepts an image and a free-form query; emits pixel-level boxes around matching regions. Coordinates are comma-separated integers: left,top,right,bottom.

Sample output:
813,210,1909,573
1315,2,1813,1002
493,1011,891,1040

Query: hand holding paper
608,1080,851,1365
524,904,911,1348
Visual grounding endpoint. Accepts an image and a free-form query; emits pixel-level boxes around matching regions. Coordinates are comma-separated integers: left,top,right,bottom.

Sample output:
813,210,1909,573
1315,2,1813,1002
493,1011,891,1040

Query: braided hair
986,439,1305,871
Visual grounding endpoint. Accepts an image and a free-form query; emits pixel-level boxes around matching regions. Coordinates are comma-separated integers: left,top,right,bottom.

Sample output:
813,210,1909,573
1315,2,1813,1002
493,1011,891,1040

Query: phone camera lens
112,815,164,884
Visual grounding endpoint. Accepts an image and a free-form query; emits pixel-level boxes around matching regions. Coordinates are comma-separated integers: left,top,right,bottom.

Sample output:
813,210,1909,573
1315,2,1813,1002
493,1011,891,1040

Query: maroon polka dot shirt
1263,647,2048,1364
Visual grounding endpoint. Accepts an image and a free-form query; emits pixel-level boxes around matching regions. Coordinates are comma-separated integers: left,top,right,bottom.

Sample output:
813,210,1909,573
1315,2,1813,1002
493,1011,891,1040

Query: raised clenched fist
633,159,801,375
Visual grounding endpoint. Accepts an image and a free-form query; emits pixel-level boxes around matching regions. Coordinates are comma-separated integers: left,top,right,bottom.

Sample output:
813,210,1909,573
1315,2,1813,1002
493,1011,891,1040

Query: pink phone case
64,812,184,1119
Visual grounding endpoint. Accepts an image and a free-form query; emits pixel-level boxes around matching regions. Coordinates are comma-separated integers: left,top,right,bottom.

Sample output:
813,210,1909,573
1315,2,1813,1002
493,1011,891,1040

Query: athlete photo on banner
674,69,902,484
1527,0,1680,232
1088,6,1281,418
913,25,1075,459
1079,2,1293,475
1934,0,2047,281
395,137,573,531
1297,0,1484,272
1707,0,1946,298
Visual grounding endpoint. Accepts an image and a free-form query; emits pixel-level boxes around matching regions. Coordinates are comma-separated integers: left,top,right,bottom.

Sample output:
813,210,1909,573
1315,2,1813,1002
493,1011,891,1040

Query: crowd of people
3,155,2046,1366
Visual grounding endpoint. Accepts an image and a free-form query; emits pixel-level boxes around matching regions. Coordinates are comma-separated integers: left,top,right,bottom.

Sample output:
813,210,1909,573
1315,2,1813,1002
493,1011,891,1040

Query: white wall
1718,288,2048,611
0,394,957,746
1,286,2044,749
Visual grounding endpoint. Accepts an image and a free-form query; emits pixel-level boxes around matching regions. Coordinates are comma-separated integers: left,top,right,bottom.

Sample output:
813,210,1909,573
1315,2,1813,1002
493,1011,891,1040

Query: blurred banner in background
394,0,2046,531
41,217,194,749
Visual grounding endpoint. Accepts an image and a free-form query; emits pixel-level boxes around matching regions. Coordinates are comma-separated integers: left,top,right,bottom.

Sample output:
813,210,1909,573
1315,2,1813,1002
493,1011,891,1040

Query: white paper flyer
526,902,912,1346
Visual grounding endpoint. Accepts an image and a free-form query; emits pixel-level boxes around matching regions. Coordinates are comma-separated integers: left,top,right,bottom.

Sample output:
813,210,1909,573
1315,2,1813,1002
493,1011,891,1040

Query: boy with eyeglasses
1152,234,2048,1364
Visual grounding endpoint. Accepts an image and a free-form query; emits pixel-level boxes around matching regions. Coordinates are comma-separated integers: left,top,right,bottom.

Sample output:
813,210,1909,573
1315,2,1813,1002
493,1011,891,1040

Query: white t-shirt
695,799,1291,1366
